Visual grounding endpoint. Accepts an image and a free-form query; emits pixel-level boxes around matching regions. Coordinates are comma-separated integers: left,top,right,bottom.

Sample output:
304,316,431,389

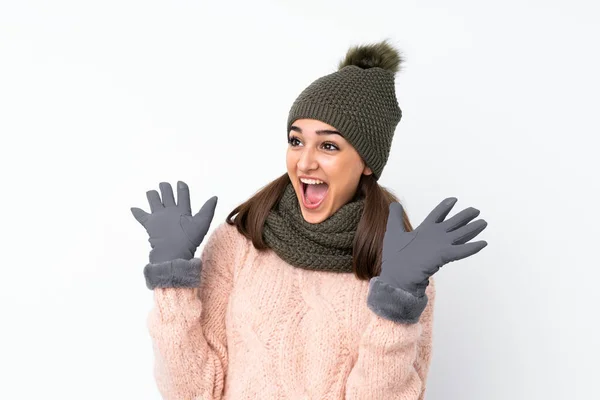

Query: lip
298,177,329,210
298,175,328,184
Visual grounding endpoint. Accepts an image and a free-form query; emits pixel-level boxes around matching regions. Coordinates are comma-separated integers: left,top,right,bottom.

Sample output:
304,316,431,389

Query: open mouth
300,180,329,210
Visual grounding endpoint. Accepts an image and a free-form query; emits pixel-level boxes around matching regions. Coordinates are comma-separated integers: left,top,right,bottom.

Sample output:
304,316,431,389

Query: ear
362,165,373,176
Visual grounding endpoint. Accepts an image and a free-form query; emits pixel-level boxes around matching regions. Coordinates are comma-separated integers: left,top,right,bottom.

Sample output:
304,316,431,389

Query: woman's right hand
131,181,218,264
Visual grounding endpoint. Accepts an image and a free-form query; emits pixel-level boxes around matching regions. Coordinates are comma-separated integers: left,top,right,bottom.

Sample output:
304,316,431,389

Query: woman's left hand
379,197,488,297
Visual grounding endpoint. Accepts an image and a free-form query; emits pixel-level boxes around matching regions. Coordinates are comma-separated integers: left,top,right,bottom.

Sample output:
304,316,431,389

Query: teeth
300,178,325,185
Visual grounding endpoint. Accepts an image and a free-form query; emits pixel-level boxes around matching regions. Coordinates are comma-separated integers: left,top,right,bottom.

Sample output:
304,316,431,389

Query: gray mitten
131,181,218,289
367,197,488,324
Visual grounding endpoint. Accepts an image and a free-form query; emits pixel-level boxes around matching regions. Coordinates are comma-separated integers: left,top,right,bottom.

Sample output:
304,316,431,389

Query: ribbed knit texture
147,222,436,399
263,182,364,273
287,64,402,180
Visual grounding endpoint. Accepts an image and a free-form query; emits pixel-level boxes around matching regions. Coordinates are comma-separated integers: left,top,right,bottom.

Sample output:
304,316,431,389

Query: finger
130,207,150,225
422,197,458,226
177,181,191,215
193,196,218,242
442,240,488,263
159,182,176,207
442,207,481,232
386,202,406,233
146,190,163,213
193,196,218,227
450,219,488,245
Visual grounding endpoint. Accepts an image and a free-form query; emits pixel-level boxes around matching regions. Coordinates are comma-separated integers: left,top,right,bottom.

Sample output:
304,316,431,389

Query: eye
322,142,339,151
287,136,339,152
288,136,301,146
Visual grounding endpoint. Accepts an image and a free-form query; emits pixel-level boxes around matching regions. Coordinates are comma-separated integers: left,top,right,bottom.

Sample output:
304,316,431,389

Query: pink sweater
147,221,436,399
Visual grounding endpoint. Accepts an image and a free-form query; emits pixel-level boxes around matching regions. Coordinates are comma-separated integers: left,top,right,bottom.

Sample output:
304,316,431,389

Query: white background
1,0,598,399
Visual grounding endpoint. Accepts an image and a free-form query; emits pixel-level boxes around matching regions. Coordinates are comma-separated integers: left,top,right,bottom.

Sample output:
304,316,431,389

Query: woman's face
286,118,372,224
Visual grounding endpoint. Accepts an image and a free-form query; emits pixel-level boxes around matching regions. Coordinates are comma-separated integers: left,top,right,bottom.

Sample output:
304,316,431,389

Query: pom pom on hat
337,38,404,73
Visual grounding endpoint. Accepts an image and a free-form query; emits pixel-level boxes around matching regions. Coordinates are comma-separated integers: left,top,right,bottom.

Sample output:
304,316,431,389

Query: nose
297,146,318,172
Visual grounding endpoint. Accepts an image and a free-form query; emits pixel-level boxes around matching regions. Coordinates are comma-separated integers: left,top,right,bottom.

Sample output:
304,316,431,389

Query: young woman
131,39,488,400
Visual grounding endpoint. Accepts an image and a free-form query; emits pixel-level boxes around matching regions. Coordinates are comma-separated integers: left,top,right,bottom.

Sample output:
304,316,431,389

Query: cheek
321,156,358,178
286,151,295,171
327,159,362,195
318,157,339,173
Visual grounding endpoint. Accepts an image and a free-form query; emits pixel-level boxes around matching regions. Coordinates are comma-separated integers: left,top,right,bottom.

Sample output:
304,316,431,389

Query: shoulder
426,276,436,298
210,220,243,242
200,220,252,263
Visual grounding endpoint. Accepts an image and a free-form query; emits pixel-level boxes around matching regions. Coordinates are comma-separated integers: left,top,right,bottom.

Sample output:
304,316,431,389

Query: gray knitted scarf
263,182,364,273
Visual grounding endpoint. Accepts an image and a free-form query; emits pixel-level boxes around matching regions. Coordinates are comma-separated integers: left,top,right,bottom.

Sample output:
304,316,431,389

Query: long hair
226,172,414,280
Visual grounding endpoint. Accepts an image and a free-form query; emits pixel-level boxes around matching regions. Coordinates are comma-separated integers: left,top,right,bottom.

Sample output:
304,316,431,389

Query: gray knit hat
287,39,404,180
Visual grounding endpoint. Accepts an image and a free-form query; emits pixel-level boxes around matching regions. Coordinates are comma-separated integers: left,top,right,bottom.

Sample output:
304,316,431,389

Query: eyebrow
289,125,341,136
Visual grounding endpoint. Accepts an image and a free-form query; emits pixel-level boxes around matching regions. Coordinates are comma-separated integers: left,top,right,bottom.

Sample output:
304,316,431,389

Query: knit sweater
147,221,436,400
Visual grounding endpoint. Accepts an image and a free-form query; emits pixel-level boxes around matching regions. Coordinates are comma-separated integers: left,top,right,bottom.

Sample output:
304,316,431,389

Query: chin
300,209,330,224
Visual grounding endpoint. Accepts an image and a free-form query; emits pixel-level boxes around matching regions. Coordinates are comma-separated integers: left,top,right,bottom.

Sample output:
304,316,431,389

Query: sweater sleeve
146,222,242,400
345,277,436,400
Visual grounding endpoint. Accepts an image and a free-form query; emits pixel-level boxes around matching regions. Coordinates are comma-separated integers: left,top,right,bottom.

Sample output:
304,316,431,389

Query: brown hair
226,173,414,281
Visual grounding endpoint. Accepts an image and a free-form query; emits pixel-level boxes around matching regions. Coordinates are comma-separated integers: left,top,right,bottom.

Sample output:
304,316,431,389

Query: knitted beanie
286,39,404,180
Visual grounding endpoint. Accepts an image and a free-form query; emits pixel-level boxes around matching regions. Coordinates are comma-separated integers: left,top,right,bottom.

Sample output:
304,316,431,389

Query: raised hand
379,197,488,297
131,181,218,264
